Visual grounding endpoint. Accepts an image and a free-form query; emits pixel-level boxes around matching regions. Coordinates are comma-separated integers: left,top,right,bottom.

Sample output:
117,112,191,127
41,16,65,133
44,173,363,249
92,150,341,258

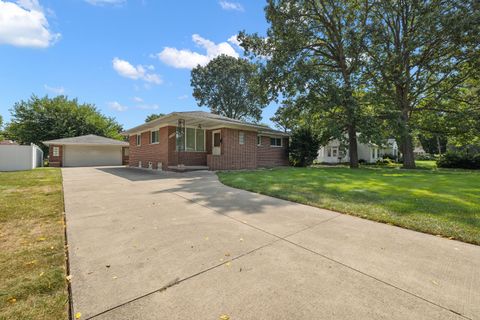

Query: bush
376,158,395,166
382,154,397,161
416,153,436,161
289,127,321,167
437,151,480,169
358,159,367,164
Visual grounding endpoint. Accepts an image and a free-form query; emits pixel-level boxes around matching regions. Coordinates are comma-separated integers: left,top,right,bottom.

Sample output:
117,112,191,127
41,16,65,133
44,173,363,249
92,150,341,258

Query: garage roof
43,134,129,146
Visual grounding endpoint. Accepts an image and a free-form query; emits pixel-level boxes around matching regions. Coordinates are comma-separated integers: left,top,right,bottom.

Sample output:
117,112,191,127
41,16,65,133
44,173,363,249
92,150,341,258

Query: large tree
239,0,372,168
5,95,123,151
191,55,266,122
366,0,479,168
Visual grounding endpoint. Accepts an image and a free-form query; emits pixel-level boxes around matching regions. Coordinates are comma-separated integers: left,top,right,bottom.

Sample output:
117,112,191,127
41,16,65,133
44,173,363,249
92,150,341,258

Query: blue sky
0,0,278,130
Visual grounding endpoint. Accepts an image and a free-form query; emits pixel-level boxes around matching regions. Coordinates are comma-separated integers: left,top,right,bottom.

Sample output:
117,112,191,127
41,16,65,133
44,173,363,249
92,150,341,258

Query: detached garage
43,134,129,167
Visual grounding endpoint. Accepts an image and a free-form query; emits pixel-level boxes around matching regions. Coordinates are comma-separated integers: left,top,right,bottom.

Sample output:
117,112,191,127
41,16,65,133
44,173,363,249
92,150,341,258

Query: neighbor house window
270,137,282,147
257,135,262,146
327,148,332,157
372,148,376,159
136,134,141,146
239,132,245,145
176,127,205,152
53,146,59,157
150,130,159,144
332,148,338,157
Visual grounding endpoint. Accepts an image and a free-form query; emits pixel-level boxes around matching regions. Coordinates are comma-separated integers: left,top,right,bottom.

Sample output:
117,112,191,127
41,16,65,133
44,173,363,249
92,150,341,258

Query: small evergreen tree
289,127,320,167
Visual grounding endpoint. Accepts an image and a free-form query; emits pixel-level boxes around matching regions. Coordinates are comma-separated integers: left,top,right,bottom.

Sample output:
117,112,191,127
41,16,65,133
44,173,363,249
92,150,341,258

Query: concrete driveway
62,167,480,320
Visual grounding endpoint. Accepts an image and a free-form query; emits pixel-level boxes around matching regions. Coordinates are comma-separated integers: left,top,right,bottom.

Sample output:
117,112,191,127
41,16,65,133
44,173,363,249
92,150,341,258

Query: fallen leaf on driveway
75,312,82,319
205,236,209,240
66,275,73,282
239,238,244,242
219,315,230,320
225,253,230,257
112,276,118,279
225,262,231,267
7,297,16,304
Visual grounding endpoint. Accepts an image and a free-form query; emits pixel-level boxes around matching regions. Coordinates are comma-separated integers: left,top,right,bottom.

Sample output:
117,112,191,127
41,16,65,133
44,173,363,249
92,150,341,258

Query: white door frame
212,130,221,155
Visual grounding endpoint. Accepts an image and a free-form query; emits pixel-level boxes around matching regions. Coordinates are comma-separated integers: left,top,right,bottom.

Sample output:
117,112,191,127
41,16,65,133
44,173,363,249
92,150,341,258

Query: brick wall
122,147,129,165
129,127,169,170
207,128,257,170
48,145,63,167
129,125,289,171
257,136,289,167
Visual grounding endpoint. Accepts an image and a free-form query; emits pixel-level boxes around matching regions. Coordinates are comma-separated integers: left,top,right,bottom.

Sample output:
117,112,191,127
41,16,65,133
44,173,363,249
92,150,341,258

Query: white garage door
64,145,122,167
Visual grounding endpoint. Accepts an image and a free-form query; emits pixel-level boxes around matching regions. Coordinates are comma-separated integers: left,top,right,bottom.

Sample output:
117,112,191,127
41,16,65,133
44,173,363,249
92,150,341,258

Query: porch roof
123,111,289,137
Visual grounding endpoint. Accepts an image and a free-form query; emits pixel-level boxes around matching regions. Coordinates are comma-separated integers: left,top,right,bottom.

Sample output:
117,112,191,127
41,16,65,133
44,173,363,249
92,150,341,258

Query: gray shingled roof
43,134,128,146
124,111,289,136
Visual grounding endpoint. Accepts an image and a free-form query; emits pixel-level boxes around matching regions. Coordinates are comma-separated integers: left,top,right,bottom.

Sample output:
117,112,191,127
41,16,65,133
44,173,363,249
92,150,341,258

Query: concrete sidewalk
62,167,480,320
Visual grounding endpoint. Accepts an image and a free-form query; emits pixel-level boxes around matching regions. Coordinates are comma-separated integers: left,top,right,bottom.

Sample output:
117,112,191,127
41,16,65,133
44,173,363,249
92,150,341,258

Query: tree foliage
145,113,165,123
289,127,321,167
5,95,123,151
190,55,266,122
239,0,374,168
366,0,480,167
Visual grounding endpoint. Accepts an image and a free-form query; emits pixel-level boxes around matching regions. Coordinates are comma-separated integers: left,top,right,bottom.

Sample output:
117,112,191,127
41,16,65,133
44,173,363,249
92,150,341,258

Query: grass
217,164,480,245
0,168,68,320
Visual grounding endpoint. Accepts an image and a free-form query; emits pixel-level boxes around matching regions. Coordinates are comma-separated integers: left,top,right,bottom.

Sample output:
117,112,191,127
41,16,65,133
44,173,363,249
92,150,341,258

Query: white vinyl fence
0,143,44,171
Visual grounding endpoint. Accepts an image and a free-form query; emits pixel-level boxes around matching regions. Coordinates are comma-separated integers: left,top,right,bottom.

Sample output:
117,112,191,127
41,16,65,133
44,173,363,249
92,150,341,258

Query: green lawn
217,165,480,245
0,168,68,320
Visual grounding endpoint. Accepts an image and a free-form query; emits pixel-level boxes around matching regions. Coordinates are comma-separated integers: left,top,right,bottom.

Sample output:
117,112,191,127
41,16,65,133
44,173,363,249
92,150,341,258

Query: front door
212,130,221,155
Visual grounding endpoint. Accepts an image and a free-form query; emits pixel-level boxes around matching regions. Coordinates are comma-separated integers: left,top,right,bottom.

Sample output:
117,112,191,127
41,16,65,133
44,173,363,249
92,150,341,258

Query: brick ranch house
123,111,290,171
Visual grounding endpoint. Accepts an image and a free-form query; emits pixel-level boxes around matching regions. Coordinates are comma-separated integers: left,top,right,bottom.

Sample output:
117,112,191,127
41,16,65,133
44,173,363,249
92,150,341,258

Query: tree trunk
436,136,442,156
402,134,415,168
348,123,359,168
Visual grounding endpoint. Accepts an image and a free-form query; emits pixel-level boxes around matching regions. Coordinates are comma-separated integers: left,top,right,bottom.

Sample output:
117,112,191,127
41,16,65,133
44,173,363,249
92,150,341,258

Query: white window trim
150,130,159,144
270,137,283,147
257,135,262,146
239,131,245,145
53,146,59,157
136,134,141,146
177,126,206,152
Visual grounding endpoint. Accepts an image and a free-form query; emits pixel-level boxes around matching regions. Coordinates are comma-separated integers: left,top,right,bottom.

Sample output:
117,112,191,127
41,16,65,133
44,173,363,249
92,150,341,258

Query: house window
270,137,282,147
239,132,245,145
150,130,159,144
372,148,376,159
186,128,196,151
176,127,206,152
257,135,262,146
136,134,141,146
53,146,59,157
196,129,205,151
332,148,338,157
327,148,332,157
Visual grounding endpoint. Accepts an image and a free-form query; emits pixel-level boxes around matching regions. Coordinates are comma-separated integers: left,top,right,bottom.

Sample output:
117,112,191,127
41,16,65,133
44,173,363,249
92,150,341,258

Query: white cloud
132,96,143,102
108,101,128,112
0,0,60,48
155,34,239,69
85,0,125,6
177,94,189,100
227,34,241,47
219,1,244,11
44,84,65,95
112,57,162,84
136,104,159,110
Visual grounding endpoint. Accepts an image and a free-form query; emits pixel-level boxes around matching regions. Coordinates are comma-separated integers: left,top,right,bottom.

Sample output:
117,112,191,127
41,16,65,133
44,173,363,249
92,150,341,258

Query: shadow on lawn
218,167,480,231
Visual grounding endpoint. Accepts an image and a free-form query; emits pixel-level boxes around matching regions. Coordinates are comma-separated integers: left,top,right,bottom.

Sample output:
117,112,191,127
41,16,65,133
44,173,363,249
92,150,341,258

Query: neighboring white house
0,143,44,171
317,138,399,164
